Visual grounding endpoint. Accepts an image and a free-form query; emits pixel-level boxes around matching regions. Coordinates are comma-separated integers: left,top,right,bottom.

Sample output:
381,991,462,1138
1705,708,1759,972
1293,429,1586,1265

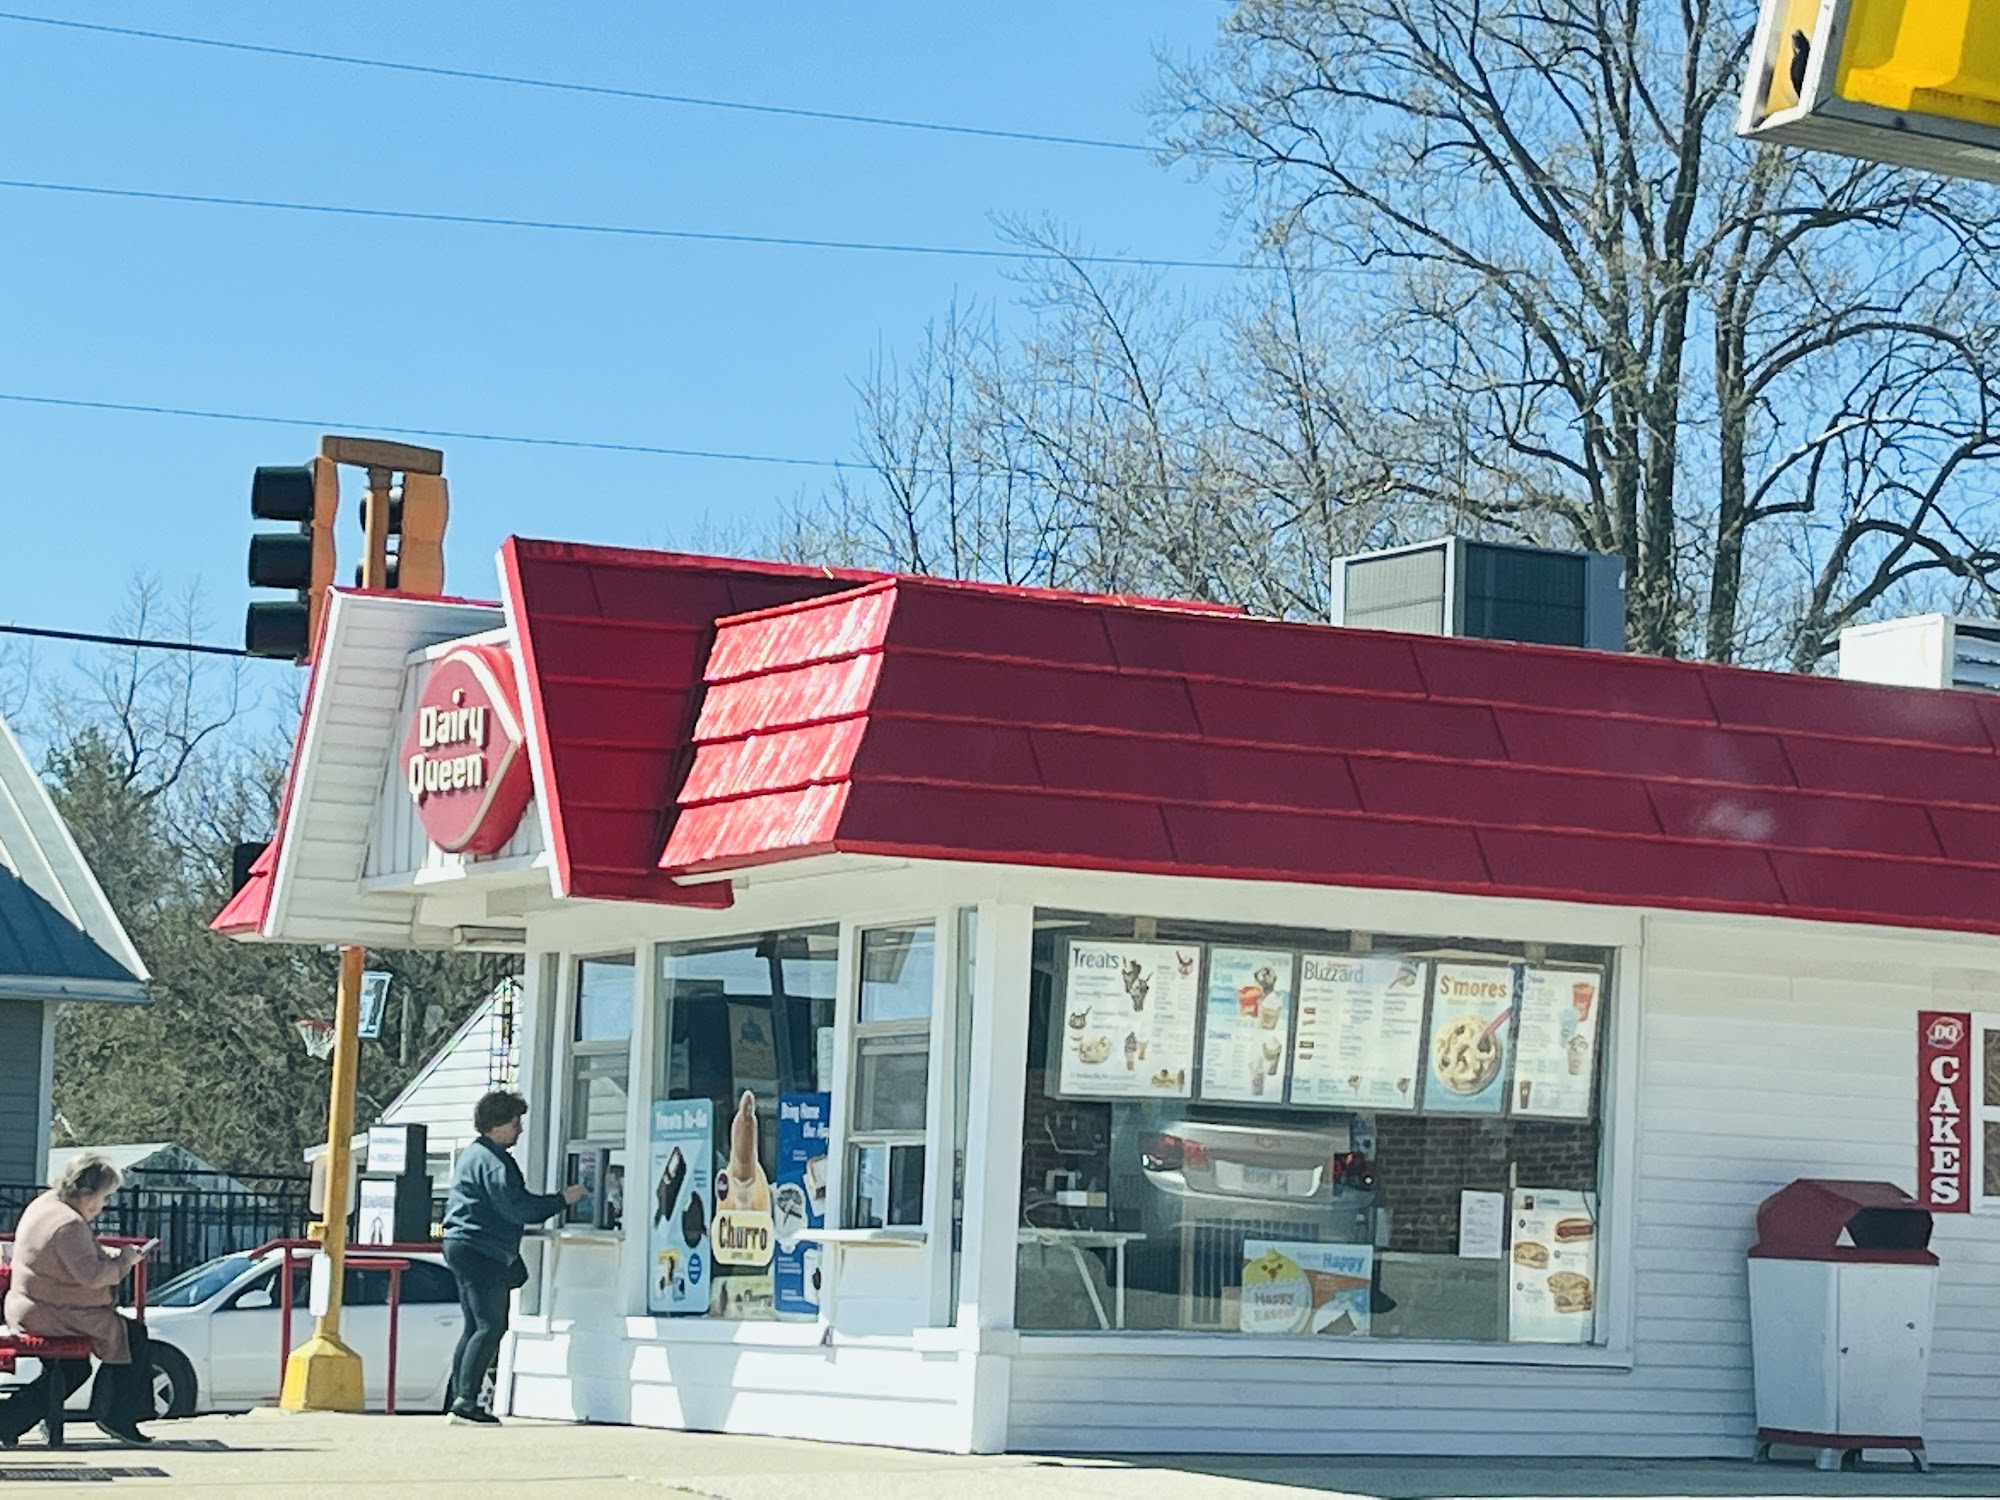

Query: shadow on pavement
1130,1455,2000,1499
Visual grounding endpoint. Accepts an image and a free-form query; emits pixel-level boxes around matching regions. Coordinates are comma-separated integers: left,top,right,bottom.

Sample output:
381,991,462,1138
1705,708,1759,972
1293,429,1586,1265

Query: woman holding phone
0,1154,155,1446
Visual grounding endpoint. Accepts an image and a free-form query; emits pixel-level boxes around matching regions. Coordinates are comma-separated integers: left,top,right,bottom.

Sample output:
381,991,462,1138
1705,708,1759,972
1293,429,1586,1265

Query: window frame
1975,1012,2000,1214
843,920,941,1230
562,950,638,1162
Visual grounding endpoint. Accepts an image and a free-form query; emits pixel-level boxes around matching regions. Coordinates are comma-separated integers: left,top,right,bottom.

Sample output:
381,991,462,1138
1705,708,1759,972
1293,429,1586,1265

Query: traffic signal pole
276,439,443,1415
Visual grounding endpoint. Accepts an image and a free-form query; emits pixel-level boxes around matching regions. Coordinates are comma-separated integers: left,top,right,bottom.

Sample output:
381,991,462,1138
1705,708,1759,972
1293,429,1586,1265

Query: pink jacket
2,1191,135,1363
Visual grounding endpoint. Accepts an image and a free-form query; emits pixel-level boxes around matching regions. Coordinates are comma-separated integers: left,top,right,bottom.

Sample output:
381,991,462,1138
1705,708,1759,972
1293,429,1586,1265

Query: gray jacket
441,1137,565,1265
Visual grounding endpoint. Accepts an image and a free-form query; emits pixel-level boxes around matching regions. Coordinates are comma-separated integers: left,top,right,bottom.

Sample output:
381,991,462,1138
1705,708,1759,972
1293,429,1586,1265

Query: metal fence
0,1170,311,1286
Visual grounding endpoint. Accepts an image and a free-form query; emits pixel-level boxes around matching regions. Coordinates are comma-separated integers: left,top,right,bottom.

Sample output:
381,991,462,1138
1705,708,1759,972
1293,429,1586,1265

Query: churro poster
646,1098,713,1316
1420,962,1515,1116
1055,941,1199,1100
712,1090,776,1269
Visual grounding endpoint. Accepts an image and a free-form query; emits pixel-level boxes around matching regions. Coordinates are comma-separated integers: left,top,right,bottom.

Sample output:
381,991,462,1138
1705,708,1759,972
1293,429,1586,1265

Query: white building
217,538,2000,1463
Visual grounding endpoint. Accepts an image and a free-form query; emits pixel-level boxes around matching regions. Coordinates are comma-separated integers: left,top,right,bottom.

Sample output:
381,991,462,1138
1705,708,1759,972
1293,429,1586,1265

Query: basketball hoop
295,1018,336,1060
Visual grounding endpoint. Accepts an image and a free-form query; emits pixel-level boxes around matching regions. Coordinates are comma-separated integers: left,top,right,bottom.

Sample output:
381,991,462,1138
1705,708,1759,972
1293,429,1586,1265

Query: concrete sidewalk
0,1412,1993,1498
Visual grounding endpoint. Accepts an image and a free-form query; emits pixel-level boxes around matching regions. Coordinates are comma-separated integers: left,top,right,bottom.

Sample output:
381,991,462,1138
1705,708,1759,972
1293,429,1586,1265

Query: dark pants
0,1318,150,1440
443,1241,510,1413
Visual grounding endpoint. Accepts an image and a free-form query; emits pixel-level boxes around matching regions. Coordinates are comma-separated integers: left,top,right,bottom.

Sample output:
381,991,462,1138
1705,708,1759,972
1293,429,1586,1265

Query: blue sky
0,2,1238,675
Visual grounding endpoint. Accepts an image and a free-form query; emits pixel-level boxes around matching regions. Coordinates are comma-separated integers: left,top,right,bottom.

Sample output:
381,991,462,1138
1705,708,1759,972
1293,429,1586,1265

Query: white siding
381,997,513,1164
1005,913,2000,1462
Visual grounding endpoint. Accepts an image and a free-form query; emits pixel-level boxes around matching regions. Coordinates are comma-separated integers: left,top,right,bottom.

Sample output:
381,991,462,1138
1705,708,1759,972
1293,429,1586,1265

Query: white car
5,1249,469,1419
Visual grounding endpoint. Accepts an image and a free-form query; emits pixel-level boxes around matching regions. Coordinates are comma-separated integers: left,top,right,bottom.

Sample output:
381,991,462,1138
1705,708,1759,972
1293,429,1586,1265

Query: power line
0,178,1294,274
0,10,1156,156
0,392,873,470
0,623,251,658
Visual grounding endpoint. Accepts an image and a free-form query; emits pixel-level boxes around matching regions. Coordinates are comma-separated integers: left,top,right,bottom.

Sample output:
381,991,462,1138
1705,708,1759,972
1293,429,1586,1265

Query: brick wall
1372,1114,1600,1254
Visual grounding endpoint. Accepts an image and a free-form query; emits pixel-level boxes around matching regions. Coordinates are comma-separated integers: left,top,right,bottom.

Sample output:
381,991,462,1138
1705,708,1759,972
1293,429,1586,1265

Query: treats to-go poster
1200,949,1296,1104
1056,941,1199,1099
1240,1240,1374,1336
646,1098,713,1316
772,1092,829,1318
1291,954,1427,1110
1421,963,1516,1115
1512,967,1604,1119
1508,1189,1597,1343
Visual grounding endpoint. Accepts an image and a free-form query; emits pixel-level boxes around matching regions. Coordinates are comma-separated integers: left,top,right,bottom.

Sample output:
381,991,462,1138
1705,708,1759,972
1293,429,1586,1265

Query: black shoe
95,1420,152,1446
0,1431,17,1449
448,1404,499,1426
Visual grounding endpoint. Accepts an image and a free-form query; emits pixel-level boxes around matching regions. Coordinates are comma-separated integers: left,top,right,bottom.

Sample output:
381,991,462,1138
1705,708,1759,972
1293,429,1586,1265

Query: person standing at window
441,1091,583,1425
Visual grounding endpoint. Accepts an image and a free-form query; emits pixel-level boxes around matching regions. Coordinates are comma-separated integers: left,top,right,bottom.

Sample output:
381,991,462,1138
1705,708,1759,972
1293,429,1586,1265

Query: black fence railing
0,1170,311,1286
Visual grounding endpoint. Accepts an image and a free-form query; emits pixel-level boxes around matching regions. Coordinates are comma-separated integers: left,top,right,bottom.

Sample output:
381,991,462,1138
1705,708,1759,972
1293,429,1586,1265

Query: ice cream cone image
720,1090,771,1212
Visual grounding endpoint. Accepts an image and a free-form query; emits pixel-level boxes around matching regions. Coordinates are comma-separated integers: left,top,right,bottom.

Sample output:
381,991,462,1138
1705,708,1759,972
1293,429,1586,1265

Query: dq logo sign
1927,1015,1967,1050
1918,1010,1973,1214
400,644,532,855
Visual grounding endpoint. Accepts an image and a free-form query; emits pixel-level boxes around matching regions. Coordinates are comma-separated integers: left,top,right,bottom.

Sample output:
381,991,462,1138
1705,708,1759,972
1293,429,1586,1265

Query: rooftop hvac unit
1330,537,1625,651
1837,615,2000,693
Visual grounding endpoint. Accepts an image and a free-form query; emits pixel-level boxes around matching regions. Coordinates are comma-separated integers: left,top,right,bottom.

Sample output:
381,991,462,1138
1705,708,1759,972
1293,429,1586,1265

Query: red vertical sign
1919,1010,1973,1213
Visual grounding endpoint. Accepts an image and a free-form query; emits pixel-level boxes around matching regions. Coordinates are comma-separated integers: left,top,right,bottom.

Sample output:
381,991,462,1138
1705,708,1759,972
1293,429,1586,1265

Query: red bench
0,1245,149,1450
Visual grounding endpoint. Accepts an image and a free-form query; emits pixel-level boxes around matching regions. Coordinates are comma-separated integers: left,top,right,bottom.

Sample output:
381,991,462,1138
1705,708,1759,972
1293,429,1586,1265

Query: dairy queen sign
1919,1011,1974,1213
400,643,532,855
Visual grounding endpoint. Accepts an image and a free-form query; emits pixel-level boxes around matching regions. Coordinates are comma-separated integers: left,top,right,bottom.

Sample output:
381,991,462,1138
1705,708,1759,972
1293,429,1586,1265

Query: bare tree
1163,0,2000,663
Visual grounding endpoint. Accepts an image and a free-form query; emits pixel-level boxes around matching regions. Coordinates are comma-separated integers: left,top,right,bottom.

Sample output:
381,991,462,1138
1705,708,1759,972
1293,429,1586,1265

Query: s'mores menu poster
1056,941,1199,1100
1508,1189,1597,1343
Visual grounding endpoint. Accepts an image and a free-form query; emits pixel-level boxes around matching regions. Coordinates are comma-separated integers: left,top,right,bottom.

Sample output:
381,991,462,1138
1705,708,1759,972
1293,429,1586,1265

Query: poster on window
728,1004,781,1099
1240,1240,1374,1337
1291,954,1427,1110
1056,940,1200,1099
773,1092,829,1317
1511,967,1604,1120
713,1090,776,1268
646,1098,713,1315
1199,949,1297,1104
1421,963,1516,1115
1508,1189,1597,1343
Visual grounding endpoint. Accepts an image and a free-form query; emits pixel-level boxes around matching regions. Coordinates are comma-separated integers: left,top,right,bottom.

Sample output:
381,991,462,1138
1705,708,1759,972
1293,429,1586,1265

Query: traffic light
245,459,339,661
1740,0,2000,184
354,472,449,594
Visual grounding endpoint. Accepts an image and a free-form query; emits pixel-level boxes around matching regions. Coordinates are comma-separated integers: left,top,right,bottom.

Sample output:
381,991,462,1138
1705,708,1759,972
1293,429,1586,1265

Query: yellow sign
1838,0,2000,129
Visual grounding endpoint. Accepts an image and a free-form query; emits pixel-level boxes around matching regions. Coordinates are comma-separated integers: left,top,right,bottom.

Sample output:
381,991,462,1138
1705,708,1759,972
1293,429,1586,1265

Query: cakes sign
1918,1010,1972,1213
401,644,532,855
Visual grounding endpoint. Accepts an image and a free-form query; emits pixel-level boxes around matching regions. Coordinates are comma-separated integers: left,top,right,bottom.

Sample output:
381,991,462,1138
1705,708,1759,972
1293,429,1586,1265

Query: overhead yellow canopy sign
1741,0,2000,183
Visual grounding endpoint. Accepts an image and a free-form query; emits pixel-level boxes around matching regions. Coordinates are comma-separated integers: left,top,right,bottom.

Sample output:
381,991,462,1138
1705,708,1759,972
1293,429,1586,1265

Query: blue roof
0,712,147,1005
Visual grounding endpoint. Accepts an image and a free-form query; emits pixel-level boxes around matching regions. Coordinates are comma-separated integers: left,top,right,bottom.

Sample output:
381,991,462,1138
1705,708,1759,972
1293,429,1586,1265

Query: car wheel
148,1343,197,1419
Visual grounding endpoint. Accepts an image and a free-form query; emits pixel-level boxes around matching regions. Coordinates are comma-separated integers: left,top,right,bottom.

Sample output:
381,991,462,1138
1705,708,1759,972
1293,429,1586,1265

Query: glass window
847,922,935,1229
576,955,636,1042
651,928,838,1322
565,954,635,1217
1014,910,1611,1347
859,926,935,1023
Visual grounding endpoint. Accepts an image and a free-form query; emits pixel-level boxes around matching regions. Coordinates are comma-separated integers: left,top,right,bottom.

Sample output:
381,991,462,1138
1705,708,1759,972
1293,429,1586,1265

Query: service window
1016,910,1613,1347
848,924,936,1230
564,955,635,1210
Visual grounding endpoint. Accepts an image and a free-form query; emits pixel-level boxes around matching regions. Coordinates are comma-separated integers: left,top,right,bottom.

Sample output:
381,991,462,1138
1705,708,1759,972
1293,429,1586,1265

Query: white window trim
843,918,943,1231
562,949,638,1156
1975,1011,2000,1215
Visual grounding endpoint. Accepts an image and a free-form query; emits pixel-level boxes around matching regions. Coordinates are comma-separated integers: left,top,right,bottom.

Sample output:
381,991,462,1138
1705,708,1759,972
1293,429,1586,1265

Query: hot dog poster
647,1098,713,1316
1508,1188,1597,1343
1421,963,1516,1116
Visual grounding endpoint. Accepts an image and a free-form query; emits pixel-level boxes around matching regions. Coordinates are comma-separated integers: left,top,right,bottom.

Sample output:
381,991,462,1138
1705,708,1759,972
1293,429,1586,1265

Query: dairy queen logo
400,644,532,855
1917,1010,1973,1214
1927,1015,1966,1050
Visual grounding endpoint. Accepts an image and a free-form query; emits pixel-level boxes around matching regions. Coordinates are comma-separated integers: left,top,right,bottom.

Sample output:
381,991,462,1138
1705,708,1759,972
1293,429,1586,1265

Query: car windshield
149,1253,254,1308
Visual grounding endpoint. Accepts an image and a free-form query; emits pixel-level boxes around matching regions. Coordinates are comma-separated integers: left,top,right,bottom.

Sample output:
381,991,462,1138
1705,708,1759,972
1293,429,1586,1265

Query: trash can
1747,1179,1937,1472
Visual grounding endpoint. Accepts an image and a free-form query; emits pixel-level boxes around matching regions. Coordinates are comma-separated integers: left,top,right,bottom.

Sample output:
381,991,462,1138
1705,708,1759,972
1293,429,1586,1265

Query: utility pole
257,436,447,1414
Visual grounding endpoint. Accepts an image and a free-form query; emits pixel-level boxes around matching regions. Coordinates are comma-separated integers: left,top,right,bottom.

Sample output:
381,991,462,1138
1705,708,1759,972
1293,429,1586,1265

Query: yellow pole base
279,1333,365,1413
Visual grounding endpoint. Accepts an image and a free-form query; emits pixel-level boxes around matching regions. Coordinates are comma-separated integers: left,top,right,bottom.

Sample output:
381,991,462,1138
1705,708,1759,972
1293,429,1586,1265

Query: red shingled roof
661,577,2000,935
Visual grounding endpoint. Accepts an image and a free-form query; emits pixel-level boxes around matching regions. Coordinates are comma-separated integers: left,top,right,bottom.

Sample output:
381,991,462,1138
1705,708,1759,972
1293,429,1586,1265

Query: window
848,924,935,1230
651,928,838,1321
1015,910,1612,1347
565,955,635,1209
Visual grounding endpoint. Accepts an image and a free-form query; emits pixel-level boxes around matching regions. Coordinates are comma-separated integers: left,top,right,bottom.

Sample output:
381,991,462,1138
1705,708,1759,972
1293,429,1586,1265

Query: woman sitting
0,1153,154,1446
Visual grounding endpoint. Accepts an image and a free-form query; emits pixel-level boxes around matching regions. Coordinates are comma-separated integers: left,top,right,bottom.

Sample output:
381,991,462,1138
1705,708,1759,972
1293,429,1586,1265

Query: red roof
661,576,2000,935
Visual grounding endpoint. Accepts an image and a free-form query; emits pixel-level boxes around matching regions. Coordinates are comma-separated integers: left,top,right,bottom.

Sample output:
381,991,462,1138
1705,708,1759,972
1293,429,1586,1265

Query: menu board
1199,948,1296,1103
1291,954,1427,1109
1421,963,1516,1115
1056,940,1200,1099
1241,1240,1374,1337
1511,967,1604,1119
1508,1189,1597,1343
